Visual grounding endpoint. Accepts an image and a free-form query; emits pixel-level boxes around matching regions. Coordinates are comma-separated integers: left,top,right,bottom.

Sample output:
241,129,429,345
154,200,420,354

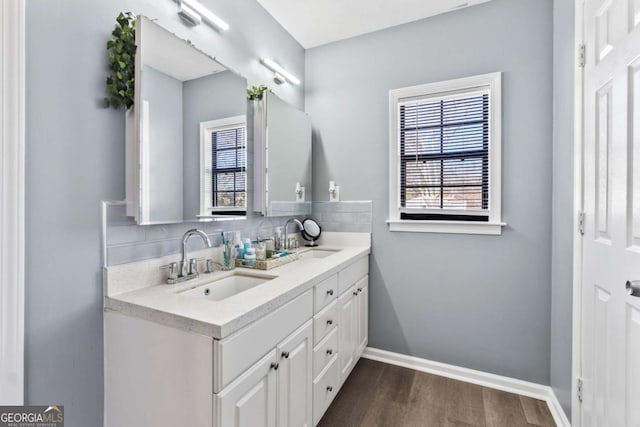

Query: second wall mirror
126,16,248,225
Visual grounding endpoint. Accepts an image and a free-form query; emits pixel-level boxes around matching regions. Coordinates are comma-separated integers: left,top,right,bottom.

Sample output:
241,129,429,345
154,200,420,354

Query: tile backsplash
102,200,372,266
311,201,372,233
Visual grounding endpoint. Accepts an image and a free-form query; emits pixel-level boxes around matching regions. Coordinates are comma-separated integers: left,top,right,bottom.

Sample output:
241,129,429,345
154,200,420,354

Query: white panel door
277,320,313,427
214,350,277,427
582,0,640,425
338,285,357,384
0,0,25,406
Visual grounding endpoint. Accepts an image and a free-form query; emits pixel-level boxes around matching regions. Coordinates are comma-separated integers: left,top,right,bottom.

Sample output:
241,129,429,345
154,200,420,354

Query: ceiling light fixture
261,58,301,85
178,0,229,31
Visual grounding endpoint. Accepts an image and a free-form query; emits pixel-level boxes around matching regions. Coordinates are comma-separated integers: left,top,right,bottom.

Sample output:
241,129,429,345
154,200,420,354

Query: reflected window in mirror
200,115,247,217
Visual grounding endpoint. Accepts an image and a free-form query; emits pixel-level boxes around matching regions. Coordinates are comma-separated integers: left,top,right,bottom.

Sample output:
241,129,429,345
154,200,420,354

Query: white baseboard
362,347,571,427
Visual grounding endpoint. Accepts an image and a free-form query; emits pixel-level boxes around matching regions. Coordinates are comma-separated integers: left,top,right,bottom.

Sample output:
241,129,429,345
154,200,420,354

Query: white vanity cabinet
338,284,357,384
215,320,313,427
276,320,313,427
104,254,369,427
214,350,278,427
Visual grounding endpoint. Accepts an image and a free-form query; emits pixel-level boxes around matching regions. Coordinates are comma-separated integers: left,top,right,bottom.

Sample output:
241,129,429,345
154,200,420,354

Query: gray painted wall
25,0,303,425
141,65,183,223
551,0,575,419
306,0,554,384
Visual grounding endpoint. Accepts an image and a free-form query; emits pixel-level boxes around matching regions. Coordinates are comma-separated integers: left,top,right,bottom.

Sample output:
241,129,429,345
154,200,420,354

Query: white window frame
386,72,505,235
199,115,247,217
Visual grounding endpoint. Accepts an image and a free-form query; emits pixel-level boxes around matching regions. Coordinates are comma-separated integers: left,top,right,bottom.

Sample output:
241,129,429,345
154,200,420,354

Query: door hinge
577,378,584,403
578,211,585,235
579,44,586,68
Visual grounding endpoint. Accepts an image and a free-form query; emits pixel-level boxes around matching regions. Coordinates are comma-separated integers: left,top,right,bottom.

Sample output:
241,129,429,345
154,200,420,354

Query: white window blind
399,91,489,221
200,116,247,216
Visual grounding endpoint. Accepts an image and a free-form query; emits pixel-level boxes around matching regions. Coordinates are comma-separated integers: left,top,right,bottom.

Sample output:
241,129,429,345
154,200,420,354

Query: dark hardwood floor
318,359,556,427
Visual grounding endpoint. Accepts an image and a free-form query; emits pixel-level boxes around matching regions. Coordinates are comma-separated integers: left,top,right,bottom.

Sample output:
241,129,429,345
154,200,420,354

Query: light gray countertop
104,232,371,339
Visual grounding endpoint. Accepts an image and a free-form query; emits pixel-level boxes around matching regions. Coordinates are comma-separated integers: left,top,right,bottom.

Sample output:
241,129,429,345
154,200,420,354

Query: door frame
571,0,585,424
0,0,26,405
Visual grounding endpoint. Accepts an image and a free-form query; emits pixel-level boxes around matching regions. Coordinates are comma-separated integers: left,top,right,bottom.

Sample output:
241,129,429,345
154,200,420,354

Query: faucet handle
188,258,204,275
160,262,179,281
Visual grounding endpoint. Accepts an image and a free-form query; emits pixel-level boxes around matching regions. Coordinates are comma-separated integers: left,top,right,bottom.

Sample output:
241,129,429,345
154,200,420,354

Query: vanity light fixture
178,0,229,31
261,58,301,85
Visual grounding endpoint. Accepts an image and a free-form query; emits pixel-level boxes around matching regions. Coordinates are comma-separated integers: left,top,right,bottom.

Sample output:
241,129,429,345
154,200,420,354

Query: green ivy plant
247,84,272,101
104,12,136,110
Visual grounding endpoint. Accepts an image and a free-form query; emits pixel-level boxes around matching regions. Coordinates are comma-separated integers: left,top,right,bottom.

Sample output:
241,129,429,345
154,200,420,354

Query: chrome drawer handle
326,289,334,296
326,349,333,356
281,351,290,359
326,319,333,326
326,386,333,392
353,291,359,296
270,362,279,370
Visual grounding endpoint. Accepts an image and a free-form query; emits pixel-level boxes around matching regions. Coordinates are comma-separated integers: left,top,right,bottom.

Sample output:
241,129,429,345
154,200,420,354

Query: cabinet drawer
313,327,338,379
313,299,338,345
312,355,339,426
313,274,338,313
338,256,368,294
213,290,313,393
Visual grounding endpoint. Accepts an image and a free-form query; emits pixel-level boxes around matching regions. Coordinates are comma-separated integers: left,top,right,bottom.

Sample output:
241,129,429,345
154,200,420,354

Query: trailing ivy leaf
104,12,136,110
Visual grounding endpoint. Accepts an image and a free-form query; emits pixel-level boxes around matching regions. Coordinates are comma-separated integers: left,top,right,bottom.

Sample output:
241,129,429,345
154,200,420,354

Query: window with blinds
399,92,489,221
388,73,502,234
200,116,247,216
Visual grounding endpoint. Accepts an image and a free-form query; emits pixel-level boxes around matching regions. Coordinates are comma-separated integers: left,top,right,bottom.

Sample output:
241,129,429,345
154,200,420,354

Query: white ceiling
256,0,494,49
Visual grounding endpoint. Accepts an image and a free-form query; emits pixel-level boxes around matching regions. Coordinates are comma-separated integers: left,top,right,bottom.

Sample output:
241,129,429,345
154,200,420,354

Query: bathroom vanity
103,232,370,427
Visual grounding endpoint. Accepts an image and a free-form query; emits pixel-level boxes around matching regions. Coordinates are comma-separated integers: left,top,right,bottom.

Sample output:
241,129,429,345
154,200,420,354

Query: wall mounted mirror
126,16,248,225
253,92,312,217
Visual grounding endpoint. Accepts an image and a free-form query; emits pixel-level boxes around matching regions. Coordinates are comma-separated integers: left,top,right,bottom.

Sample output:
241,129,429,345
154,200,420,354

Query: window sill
386,219,506,235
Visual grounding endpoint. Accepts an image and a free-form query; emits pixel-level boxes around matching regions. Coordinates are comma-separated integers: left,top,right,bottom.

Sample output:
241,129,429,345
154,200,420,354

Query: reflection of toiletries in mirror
329,181,340,202
295,182,305,202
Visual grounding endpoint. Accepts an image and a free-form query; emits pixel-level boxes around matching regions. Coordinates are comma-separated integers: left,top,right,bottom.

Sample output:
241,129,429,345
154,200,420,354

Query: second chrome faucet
161,229,212,285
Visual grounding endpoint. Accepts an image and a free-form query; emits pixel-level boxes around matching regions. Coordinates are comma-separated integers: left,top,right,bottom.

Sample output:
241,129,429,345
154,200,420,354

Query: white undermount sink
179,273,276,301
297,248,341,260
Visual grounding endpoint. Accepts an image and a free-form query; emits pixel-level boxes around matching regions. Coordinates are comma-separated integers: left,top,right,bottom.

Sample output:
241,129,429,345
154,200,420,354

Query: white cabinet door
338,284,357,384
355,276,369,358
277,320,313,427
214,350,278,427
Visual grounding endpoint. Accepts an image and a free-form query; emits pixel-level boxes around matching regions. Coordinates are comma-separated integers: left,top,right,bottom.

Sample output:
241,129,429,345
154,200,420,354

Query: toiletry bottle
234,234,244,259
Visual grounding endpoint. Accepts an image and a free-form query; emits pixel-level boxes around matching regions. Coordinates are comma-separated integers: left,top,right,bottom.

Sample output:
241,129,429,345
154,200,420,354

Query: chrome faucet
283,218,304,250
180,229,212,277
160,229,212,284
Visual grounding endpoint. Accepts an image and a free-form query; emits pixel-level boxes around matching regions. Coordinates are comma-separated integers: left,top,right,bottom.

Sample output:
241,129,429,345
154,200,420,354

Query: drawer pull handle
271,362,279,370
357,288,363,293
353,291,359,296
326,319,333,326
327,386,333,392
281,351,290,359
326,349,333,356
326,289,334,296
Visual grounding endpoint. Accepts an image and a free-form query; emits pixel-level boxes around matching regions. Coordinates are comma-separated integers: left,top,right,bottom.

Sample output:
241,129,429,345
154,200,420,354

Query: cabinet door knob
326,319,333,326
270,362,279,370
281,351,290,359
326,349,333,356
326,289,334,296
326,386,333,392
